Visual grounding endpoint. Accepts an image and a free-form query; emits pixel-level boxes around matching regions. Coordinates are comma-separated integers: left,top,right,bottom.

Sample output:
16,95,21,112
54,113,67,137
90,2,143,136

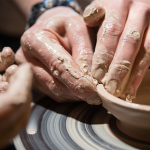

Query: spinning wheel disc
14,96,150,150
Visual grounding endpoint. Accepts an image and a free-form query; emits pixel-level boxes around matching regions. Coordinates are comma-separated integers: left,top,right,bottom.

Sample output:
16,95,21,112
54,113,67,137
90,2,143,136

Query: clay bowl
97,70,150,142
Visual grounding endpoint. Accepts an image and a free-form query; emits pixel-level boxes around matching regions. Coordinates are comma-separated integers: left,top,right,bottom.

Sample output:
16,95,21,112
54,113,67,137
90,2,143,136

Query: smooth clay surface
97,70,150,142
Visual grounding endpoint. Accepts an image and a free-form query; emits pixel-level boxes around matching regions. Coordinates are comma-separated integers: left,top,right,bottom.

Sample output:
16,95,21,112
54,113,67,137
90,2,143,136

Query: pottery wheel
14,96,150,150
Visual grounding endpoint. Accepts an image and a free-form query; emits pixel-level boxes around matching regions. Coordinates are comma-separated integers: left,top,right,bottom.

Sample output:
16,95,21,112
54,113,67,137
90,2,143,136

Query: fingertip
83,5,105,27
1,47,15,64
5,65,18,82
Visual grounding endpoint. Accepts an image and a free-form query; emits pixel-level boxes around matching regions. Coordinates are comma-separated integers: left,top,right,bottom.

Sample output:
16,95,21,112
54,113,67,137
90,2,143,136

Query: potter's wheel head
97,70,150,142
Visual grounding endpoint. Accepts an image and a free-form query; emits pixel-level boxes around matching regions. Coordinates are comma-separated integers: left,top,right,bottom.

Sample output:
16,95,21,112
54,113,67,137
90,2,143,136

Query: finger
22,24,101,104
0,82,9,93
16,48,81,102
122,25,150,102
65,15,95,76
102,2,149,98
4,64,18,82
0,64,33,147
83,0,105,27
0,47,15,72
0,93,31,149
92,0,130,83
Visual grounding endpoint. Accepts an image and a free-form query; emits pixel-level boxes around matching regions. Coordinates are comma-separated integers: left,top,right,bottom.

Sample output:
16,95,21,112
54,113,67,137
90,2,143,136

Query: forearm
8,0,43,19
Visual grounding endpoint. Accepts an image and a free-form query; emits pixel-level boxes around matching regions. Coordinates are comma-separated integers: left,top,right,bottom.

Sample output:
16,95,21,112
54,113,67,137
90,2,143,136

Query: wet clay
102,60,131,98
76,54,98,87
83,5,105,27
92,44,114,83
34,31,82,79
35,31,101,105
122,52,150,102
126,30,141,41
83,7,99,18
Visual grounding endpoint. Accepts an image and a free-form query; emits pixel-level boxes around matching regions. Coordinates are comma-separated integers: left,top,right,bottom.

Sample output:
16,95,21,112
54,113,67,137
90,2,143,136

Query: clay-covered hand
16,7,101,105
0,63,33,149
83,0,150,102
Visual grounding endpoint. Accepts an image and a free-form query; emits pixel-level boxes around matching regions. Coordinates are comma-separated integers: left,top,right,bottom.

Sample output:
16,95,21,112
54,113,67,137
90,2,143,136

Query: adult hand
16,6,101,105
83,0,150,102
0,63,33,148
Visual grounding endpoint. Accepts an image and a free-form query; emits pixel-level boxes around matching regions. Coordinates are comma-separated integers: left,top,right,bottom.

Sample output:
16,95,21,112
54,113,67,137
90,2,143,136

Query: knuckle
122,0,132,5
21,32,32,51
122,30,141,45
122,36,140,45
102,20,123,37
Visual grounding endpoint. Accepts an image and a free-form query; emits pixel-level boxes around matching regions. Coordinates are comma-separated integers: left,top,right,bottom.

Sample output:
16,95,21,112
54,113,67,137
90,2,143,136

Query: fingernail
105,80,121,97
92,68,105,83
83,6,98,19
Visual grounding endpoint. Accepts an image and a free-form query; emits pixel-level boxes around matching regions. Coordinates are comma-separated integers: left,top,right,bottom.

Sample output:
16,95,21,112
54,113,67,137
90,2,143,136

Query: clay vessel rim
97,84,150,112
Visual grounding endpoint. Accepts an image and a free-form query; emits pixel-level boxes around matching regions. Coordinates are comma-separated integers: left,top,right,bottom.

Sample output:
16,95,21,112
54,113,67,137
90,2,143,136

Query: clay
76,55,91,75
76,54,99,87
83,7,99,18
34,31,82,79
35,31,102,105
92,44,114,83
83,5,105,27
86,97,102,105
53,70,59,78
126,30,141,41
97,70,150,142
102,60,132,98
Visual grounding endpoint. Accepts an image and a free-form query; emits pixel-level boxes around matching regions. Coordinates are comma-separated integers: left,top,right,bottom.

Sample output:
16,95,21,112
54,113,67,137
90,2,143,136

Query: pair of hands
16,0,150,103
0,47,33,148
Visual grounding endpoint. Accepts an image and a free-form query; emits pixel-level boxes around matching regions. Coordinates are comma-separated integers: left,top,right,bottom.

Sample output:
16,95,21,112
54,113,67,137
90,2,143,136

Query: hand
0,63,33,148
16,7,101,105
83,0,150,102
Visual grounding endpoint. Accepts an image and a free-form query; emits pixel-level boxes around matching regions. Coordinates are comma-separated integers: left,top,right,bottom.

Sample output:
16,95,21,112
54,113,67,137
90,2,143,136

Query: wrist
26,0,82,29
36,6,79,22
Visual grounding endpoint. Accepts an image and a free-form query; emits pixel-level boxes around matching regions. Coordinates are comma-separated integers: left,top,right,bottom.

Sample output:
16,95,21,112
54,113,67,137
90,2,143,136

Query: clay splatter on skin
34,31,82,79
102,60,131,98
53,70,59,78
122,52,150,102
34,31,102,105
76,55,91,75
76,55,99,87
92,44,114,82
83,7,99,18
126,30,141,41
